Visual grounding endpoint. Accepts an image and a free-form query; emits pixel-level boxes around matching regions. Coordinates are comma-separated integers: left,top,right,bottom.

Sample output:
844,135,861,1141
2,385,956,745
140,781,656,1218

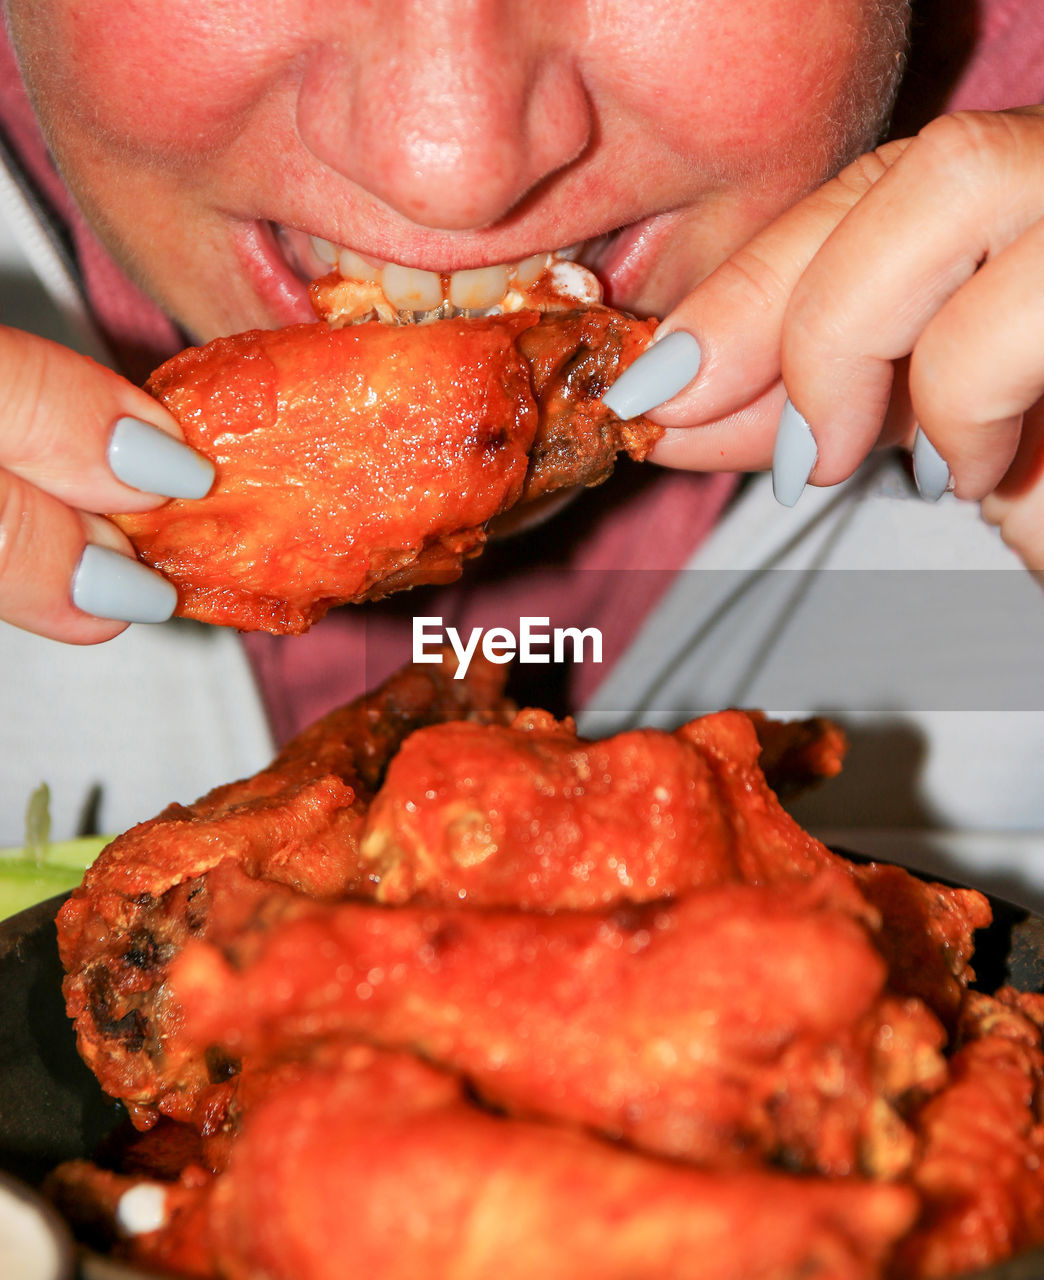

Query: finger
909,215,1044,501
980,400,1044,573
647,382,788,471
781,109,1044,486
0,472,177,644
608,141,911,473
0,327,213,512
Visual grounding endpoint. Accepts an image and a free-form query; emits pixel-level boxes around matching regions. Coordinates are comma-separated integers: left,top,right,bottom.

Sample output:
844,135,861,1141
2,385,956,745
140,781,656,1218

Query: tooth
382,263,444,311
310,236,338,266
512,253,550,287
338,249,383,283
448,265,510,311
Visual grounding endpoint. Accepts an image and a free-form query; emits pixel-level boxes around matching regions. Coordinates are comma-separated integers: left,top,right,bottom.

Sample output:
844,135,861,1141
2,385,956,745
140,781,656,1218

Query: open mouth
273,224,612,325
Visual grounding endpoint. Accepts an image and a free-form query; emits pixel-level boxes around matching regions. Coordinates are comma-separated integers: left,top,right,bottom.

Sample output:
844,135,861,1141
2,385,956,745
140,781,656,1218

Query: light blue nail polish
912,427,950,502
71,544,177,623
108,417,215,500
601,330,702,419
772,399,817,507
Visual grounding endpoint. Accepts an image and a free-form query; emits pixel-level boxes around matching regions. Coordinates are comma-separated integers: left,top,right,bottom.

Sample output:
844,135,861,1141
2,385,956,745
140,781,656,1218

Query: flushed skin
113,308,658,632
7,2,903,340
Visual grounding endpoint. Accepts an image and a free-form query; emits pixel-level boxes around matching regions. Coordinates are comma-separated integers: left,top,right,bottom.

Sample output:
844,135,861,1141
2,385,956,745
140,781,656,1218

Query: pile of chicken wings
48,658,1044,1280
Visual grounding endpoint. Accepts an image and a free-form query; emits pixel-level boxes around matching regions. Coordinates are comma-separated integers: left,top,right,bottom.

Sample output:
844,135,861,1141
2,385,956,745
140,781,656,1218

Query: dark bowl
4,886,1044,1280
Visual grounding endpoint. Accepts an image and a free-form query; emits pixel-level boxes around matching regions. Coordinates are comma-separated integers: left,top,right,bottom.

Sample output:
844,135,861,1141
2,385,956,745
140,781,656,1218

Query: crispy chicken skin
57,657,968,1141
358,707,855,909
54,656,1044,1280
113,308,658,633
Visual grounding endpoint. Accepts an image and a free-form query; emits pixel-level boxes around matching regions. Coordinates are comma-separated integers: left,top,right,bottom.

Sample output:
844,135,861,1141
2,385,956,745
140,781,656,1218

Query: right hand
0,327,213,643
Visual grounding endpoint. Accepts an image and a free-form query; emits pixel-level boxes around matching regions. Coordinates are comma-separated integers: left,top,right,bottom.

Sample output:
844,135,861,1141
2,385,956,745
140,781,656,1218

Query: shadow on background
891,0,980,136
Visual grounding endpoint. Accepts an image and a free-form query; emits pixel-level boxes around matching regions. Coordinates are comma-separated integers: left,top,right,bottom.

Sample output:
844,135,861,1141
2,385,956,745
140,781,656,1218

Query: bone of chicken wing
113,308,658,633
168,878,947,1175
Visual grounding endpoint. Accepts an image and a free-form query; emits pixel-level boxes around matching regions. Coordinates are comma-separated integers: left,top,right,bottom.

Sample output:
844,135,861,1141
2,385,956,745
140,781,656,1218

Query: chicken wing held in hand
114,308,658,633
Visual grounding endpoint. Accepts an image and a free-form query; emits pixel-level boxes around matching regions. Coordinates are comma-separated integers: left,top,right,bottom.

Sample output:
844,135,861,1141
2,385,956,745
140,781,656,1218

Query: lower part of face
5,0,910,340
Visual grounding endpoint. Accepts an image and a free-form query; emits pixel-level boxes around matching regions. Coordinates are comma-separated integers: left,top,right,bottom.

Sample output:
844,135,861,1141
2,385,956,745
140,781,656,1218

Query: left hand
624,107,1044,571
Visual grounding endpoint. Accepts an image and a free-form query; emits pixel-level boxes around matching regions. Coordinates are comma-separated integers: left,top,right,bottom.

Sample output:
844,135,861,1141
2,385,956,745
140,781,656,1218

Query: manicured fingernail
772,398,817,507
912,427,950,502
601,330,702,418
108,417,214,499
71,544,177,623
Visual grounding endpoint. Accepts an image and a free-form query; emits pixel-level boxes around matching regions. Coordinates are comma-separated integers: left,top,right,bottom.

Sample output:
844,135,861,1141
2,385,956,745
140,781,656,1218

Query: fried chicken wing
204,1049,918,1280
167,878,946,1174
745,708,848,799
851,862,992,1028
113,308,658,633
57,658,986,1138
358,707,860,909
894,989,1044,1279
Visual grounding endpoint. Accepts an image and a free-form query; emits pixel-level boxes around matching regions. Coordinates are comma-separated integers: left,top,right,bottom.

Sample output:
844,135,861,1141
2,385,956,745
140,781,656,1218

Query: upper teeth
305,235,601,325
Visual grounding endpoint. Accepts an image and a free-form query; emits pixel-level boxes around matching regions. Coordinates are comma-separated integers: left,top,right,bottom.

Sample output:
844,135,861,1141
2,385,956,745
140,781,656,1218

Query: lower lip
591,213,681,311
230,221,318,327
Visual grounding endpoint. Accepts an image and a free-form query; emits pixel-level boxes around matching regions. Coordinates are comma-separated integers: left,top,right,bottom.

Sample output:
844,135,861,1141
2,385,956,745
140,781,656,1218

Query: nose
295,5,592,231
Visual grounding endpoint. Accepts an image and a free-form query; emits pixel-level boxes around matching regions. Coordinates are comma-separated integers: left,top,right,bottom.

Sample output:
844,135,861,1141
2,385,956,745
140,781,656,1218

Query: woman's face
6,0,907,341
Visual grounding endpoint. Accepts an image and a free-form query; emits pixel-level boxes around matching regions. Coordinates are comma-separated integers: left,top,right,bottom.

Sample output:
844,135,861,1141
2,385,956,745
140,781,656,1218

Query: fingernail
601,330,702,418
71,544,177,623
772,398,817,507
108,417,214,499
912,427,950,502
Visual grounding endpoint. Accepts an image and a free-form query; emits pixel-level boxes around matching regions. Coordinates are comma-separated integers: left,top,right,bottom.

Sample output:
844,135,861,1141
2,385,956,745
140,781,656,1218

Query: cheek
596,0,874,182
22,0,299,158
